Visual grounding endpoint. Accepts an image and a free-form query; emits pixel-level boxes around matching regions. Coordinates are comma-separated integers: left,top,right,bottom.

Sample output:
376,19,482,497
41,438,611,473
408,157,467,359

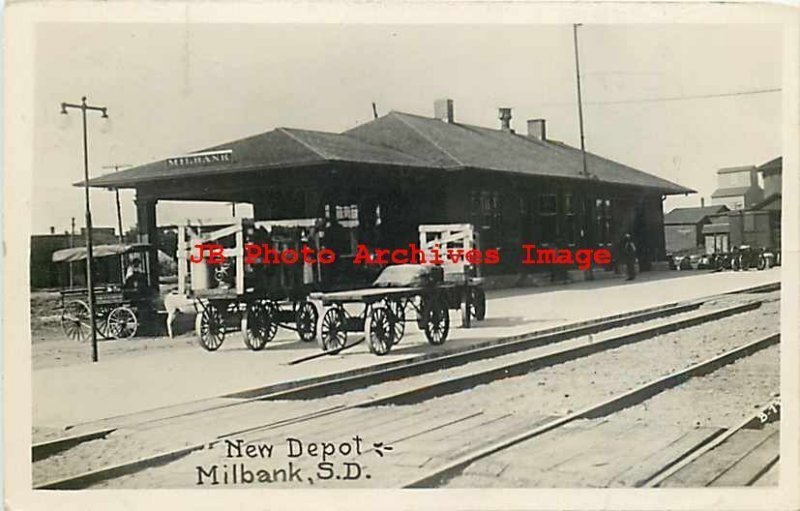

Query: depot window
539,193,558,243
595,198,613,244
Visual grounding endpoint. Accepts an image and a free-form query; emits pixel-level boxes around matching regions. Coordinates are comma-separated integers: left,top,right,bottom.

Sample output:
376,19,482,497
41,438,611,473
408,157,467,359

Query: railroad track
642,397,780,487
32,296,715,459
33,285,778,489
413,335,780,488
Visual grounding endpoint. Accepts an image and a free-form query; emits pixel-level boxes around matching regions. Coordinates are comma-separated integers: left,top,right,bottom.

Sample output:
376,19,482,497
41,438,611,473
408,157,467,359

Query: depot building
88,99,692,284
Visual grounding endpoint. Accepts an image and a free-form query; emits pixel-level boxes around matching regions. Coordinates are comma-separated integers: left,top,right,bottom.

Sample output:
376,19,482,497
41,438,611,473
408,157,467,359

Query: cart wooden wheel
470,287,486,321
242,301,277,351
319,306,347,354
107,306,138,339
295,301,318,342
367,306,394,356
423,297,450,345
416,296,428,330
757,254,767,271
387,299,406,344
196,303,225,351
61,300,91,341
460,293,472,329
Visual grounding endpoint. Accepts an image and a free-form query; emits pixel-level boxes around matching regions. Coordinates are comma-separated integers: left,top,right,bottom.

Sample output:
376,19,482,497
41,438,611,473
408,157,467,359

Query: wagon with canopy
53,243,160,341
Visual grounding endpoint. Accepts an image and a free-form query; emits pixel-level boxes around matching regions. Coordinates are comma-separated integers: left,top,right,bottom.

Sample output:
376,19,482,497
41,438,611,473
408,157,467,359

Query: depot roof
87,111,692,194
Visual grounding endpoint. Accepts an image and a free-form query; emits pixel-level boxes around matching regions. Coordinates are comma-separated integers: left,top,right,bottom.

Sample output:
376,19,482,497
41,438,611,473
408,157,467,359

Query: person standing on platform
622,234,637,281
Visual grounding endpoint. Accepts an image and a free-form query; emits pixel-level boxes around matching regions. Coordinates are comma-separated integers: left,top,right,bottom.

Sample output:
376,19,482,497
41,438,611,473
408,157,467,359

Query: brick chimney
498,107,513,132
434,99,454,123
527,119,546,141
49,226,55,235
701,197,705,207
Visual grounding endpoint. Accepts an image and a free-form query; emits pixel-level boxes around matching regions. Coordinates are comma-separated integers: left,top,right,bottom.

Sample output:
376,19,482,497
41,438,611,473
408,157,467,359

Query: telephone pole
60,96,109,363
102,164,131,245
69,217,75,288
573,24,589,179
573,24,594,281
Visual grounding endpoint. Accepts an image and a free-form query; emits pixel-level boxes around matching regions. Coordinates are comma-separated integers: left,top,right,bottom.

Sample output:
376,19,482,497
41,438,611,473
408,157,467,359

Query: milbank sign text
167,149,233,167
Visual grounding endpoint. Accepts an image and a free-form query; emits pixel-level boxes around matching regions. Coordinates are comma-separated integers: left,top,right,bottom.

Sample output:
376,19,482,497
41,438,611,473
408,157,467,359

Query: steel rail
401,332,780,488
641,396,781,487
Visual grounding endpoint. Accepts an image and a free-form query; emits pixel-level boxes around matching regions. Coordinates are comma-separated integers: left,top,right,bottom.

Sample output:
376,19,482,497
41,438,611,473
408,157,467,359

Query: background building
664,204,729,255
703,157,781,253
710,166,764,211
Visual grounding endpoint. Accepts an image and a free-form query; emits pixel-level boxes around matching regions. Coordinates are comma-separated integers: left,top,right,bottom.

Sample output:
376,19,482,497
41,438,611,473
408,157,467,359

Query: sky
33,23,782,235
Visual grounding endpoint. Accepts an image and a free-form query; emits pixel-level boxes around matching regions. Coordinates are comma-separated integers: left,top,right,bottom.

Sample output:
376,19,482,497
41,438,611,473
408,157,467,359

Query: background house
30,227,117,289
664,204,729,254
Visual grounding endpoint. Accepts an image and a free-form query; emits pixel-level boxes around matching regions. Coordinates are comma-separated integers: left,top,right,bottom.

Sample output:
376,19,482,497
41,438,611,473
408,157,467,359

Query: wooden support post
235,221,245,295
135,196,159,287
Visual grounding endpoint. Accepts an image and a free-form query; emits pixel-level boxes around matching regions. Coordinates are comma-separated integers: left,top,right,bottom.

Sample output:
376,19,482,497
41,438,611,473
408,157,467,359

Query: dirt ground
30,290,199,370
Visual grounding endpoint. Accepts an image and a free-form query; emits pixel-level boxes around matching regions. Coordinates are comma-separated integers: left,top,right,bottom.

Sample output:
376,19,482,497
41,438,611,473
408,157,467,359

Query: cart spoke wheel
387,299,406,344
61,300,91,342
196,304,225,351
416,297,428,330
424,299,450,346
461,295,472,328
242,301,277,351
367,307,394,356
107,306,138,339
295,301,318,342
470,287,486,321
319,307,347,354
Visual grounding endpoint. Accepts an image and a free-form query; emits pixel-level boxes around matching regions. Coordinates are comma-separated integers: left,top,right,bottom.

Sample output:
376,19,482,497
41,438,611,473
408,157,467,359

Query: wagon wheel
470,287,486,321
106,306,138,339
366,306,394,356
295,301,318,342
90,306,116,340
416,296,428,330
757,254,767,271
423,297,450,346
242,301,277,351
387,299,406,344
318,306,347,354
196,303,225,351
460,291,472,329
61,300,91,341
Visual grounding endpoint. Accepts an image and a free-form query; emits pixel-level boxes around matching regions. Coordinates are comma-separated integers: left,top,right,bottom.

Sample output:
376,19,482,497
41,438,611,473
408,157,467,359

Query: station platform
32,268,781,431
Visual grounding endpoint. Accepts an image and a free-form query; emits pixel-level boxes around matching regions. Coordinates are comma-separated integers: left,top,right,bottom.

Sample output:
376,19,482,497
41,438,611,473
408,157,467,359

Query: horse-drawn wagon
54,243,160,341
178,217,324,351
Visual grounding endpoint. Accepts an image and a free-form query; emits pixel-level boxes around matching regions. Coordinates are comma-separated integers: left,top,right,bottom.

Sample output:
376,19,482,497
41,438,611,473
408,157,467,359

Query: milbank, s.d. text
196,437,387,485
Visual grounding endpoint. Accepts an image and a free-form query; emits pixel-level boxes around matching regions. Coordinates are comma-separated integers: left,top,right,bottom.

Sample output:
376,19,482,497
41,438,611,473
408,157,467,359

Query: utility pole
372,102,378,119
103,164,131,281
69,217,75,288
61,96,109,363
573,24,589,179
573,24,594,280
101,164,131,245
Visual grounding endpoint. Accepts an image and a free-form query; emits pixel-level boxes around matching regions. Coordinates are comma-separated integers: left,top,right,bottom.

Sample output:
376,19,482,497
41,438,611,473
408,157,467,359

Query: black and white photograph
4,2,799,510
